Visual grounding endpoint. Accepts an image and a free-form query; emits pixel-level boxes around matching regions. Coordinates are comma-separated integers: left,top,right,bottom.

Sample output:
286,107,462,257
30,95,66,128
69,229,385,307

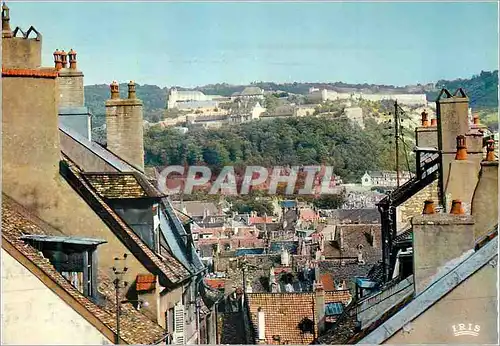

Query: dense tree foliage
144,116,411,183
425,70,498,110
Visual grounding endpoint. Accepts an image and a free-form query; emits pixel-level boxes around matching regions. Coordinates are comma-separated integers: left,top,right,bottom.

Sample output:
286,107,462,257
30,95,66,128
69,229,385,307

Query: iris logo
451,323,481,337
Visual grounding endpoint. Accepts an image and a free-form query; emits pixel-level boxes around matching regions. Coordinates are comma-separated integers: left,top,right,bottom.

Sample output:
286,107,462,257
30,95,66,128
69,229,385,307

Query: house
2,5,216,344
2,195,167,345
316,88,498,344
231,86,265,100
361,171,412,187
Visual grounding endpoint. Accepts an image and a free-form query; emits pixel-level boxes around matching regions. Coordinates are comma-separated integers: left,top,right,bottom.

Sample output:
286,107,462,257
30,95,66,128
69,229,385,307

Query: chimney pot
422,200,436,215
455,135,468,160
128,80,137,99
450,200,465,215
68,48,77,69
2,2,12,36
60,50,68,69
485,139,495,162
421,110,429,127
473,115,480,125
53,49,63,70
430,118,437,127
110,81,120,99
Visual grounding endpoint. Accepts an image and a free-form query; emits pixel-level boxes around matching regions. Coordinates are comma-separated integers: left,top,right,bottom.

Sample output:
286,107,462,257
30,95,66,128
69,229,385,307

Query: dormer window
21,235,106,299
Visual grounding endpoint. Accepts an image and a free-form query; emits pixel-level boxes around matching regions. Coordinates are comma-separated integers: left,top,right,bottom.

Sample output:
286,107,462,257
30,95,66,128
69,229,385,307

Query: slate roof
326,209,380,224
246,291,352,344
1,196,166,345
60,156,191,286
269,241,298,254
82,172,164,199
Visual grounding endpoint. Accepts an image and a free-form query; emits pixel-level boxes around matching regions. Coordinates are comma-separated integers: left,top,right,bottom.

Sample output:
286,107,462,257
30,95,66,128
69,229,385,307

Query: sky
8,1,499,88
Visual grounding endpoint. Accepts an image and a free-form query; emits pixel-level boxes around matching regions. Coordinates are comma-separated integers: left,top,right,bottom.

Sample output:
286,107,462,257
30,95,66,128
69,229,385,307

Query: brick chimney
53,49,62,70
411,204,475,294
314,281,326,335
471,140,498,239
443,136,479,213
105,81,145,172
60,50,68,69
430,118,437,127
436,88,470,204
415,110,437,148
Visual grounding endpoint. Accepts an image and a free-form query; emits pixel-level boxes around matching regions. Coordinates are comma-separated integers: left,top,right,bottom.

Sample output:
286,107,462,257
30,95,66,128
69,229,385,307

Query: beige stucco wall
2,36,42,69
386,258,498,344
2,75,157,318
471,162,498,239
58,70,85,108
1,249,112,345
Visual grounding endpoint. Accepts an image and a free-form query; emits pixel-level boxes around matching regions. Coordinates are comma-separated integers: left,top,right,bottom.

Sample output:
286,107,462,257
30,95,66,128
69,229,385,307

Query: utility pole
112,254,128,345
394,101,400,187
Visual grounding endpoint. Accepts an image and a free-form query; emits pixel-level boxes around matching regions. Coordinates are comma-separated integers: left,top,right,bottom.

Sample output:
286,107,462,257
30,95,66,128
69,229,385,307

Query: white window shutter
173,303,185,344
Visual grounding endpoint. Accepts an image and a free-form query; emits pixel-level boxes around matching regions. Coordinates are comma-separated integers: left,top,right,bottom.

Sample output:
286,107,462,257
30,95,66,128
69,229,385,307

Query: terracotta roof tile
246,291,352,344
1,196,166,344
136,274,156,292
2,67,58,78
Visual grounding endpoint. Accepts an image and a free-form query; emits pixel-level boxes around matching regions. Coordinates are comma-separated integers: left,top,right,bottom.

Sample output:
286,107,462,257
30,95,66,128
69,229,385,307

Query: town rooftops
82,172,165,199
1,195,166,344
246,290,352,344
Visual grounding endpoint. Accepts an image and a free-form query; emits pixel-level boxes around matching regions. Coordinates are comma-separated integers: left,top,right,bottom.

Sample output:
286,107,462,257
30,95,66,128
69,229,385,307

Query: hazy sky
9,1,499,87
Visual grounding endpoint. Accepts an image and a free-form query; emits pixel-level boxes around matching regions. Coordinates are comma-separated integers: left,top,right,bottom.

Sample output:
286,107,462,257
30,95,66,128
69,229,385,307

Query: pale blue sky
9,1,499,87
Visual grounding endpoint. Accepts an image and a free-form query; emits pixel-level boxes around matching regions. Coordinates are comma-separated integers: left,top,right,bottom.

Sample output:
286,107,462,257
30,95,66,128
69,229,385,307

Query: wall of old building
2,75,157,318
385,259,498,344
159,286,183,330
396,180,439,229
471,161,498,239
58,69,85,107
2,36,42,68
1,249,112,345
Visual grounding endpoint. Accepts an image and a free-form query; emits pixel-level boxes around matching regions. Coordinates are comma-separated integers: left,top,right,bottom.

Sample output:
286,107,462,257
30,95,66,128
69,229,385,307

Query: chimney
422,200,436,215
411,211,474,294
68,49,77,69
57,48,85,109
421,110,429,127
128,80,137,99
436,88,470,203
257,307,266,343
471,140,498,239
455,135,467,160
444,136,479,213
53,49,62,70
2,2,12,37
2,47,60,211
105,80,145,172
60,50,68,69
430,118,437,127
314,282,326,335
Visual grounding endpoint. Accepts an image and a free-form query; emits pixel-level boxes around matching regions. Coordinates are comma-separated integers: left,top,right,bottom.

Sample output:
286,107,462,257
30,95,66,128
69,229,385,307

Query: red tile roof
2,195,166,344
136,274,156,292
205,278,225,290
246,291,352,344
2,67,58,78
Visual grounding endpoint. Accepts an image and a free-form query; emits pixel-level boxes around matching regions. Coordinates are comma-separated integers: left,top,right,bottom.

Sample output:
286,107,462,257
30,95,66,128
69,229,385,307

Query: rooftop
2,195,166,344
82,172,164,199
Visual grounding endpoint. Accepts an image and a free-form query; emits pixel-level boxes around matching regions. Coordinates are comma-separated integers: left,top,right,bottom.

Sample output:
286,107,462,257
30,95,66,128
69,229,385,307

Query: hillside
85,70,498,125
143,116,414,183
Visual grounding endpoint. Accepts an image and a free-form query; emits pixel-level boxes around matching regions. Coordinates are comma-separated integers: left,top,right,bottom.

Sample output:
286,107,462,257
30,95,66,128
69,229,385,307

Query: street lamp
112,254,128,345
